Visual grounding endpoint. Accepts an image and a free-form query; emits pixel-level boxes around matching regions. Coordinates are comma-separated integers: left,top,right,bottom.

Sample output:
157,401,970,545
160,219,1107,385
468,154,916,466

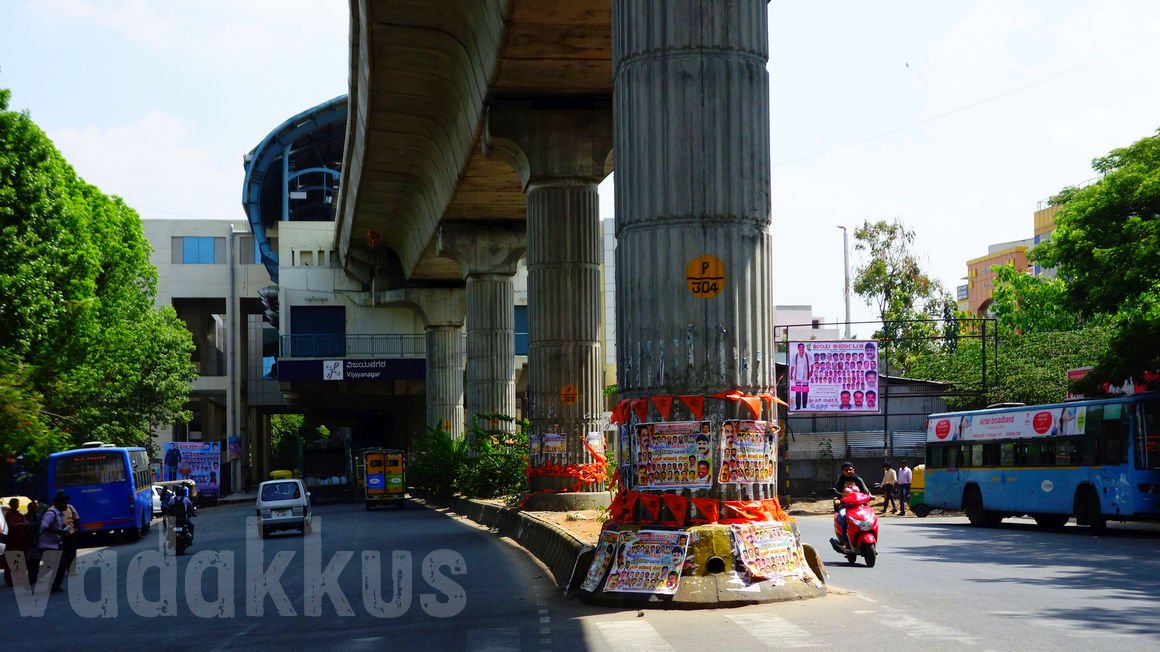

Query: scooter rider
169,486,196,539
832,462,870,547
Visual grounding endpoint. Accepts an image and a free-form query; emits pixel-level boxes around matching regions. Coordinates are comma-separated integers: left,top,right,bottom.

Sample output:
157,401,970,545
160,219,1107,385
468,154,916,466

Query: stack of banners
928,404,1089,442
600,530,691,595
787,339,880,413
633,421,714,489
718,420,776,485
731,522,806,584
162,441,222,498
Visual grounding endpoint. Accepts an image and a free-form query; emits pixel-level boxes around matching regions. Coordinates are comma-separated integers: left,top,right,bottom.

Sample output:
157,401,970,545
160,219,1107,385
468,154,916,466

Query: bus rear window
55,453,127,486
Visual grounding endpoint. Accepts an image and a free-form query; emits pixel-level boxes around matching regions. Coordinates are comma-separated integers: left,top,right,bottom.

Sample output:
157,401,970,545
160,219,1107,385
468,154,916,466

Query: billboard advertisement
162,441,222,499
787,340,879,413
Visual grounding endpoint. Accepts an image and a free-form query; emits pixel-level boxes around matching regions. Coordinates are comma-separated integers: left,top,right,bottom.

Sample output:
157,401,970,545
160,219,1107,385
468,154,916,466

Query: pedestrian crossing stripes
594,620,675,652
725,613,827,648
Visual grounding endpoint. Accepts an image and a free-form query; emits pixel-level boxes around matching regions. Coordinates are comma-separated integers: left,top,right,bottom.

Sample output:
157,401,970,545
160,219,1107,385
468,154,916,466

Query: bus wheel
1075,487,1106,534
125,521,142,542
912,504,931,518
963,486,988,527
1033,514,1069,530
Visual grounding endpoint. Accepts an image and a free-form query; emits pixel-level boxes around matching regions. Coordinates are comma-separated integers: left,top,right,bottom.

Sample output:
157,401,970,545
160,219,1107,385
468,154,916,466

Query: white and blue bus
924,394,1160,531
47,444,154,540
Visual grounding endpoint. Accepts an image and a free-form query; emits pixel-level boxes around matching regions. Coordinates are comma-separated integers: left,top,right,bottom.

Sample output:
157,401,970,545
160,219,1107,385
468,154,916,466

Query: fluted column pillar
438,222,526,436
486,102,612,497
426,325,465,438
375,286,466,439
613,0,775,501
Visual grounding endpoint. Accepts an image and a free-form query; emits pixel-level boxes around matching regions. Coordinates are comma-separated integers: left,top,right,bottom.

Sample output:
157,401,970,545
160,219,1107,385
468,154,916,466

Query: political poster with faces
604,529,690,595
581,530,621,592
717,420,776,485
633,420,714,490
731,522,803,582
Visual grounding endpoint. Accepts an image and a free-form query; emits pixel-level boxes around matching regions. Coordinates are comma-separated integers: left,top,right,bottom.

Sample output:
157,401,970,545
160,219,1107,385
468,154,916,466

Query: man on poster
790,343,811,410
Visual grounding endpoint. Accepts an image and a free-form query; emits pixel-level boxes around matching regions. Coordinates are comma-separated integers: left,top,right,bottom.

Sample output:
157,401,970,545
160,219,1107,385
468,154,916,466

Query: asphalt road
3,503,1159,651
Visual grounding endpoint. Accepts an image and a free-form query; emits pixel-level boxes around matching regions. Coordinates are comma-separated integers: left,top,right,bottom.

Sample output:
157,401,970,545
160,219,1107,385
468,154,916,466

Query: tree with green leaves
988,263,1084,334
1033,128,1160,387
0,88,197,457
852,218,957,374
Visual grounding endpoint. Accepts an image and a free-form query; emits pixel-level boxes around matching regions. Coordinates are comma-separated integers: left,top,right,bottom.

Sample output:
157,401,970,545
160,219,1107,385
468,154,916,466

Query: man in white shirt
896,460,913,515
790,343,811,410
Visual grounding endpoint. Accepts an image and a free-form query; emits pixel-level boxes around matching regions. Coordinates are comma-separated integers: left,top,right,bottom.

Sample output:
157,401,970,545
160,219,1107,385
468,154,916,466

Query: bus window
55,452,127,486
971,444,983,467
927,445,943,468
982,443,1000,466
1000,443,1015,467
1026,442,1051,466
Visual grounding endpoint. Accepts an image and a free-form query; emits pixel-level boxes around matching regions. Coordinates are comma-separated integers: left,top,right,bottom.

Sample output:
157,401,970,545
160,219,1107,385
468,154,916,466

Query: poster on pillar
585,431,605,460
603,529,689,595
718,420,776,485
618,425,635,489
633,421,713,490
731,522,805,583
787,340,880,414
534,432,567,464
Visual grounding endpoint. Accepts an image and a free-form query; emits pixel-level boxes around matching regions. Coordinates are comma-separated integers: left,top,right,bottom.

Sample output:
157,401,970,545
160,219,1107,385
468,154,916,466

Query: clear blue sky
3,1,1159,334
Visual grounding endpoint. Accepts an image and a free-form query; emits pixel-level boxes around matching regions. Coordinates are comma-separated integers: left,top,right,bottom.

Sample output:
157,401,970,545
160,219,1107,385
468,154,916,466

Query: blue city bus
924,394,1160,531
48,444,154,540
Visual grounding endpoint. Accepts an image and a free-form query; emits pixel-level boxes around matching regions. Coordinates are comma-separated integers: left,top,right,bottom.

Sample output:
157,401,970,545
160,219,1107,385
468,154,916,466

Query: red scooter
829,489,879,567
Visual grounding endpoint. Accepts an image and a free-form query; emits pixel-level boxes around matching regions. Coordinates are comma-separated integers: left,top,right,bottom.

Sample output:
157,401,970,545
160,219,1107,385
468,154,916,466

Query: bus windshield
54,452,127,486
1137,397,1160,470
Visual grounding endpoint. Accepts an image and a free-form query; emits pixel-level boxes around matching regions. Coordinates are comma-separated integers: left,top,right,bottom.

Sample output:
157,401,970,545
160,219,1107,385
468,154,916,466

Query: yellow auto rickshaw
910,464,930,517
357,448,406,510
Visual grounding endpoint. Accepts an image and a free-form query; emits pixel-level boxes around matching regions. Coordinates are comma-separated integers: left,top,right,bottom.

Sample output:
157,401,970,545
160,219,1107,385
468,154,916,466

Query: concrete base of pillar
522,491,611,512
577,523,827,608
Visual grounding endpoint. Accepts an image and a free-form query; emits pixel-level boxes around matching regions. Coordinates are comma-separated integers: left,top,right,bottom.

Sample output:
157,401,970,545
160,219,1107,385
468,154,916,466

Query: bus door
1095,404,1130,514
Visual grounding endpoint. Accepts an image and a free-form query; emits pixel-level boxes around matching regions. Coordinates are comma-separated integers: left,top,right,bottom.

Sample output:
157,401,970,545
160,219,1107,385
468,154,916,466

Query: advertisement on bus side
927,406,1087,443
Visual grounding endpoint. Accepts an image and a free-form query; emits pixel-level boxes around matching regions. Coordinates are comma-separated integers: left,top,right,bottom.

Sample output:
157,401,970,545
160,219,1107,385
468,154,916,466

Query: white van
255,478,312,538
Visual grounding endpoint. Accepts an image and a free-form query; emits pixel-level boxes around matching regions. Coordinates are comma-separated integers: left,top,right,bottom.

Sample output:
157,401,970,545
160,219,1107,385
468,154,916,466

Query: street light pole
838,225,851,339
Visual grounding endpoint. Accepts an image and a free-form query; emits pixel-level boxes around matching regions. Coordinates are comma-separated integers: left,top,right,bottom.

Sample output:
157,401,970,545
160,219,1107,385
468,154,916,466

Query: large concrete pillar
438,222,526,434
614,0,775,502
376,287,467,438
487,102,613,499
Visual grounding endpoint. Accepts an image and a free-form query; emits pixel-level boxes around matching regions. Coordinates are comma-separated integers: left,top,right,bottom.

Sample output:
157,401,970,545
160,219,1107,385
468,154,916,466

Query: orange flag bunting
638,493,663,522
631,399,649,422
661,493,688,526
678,395,705,420
650,395,673,421
739,396,763,419
689,497,719,524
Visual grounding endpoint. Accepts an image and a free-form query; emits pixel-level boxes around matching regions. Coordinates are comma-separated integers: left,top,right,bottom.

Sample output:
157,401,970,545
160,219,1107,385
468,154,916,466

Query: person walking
879,462,898,515
35,492,73,593
896,460,913,515
60,496,80,576
2,498,29,586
